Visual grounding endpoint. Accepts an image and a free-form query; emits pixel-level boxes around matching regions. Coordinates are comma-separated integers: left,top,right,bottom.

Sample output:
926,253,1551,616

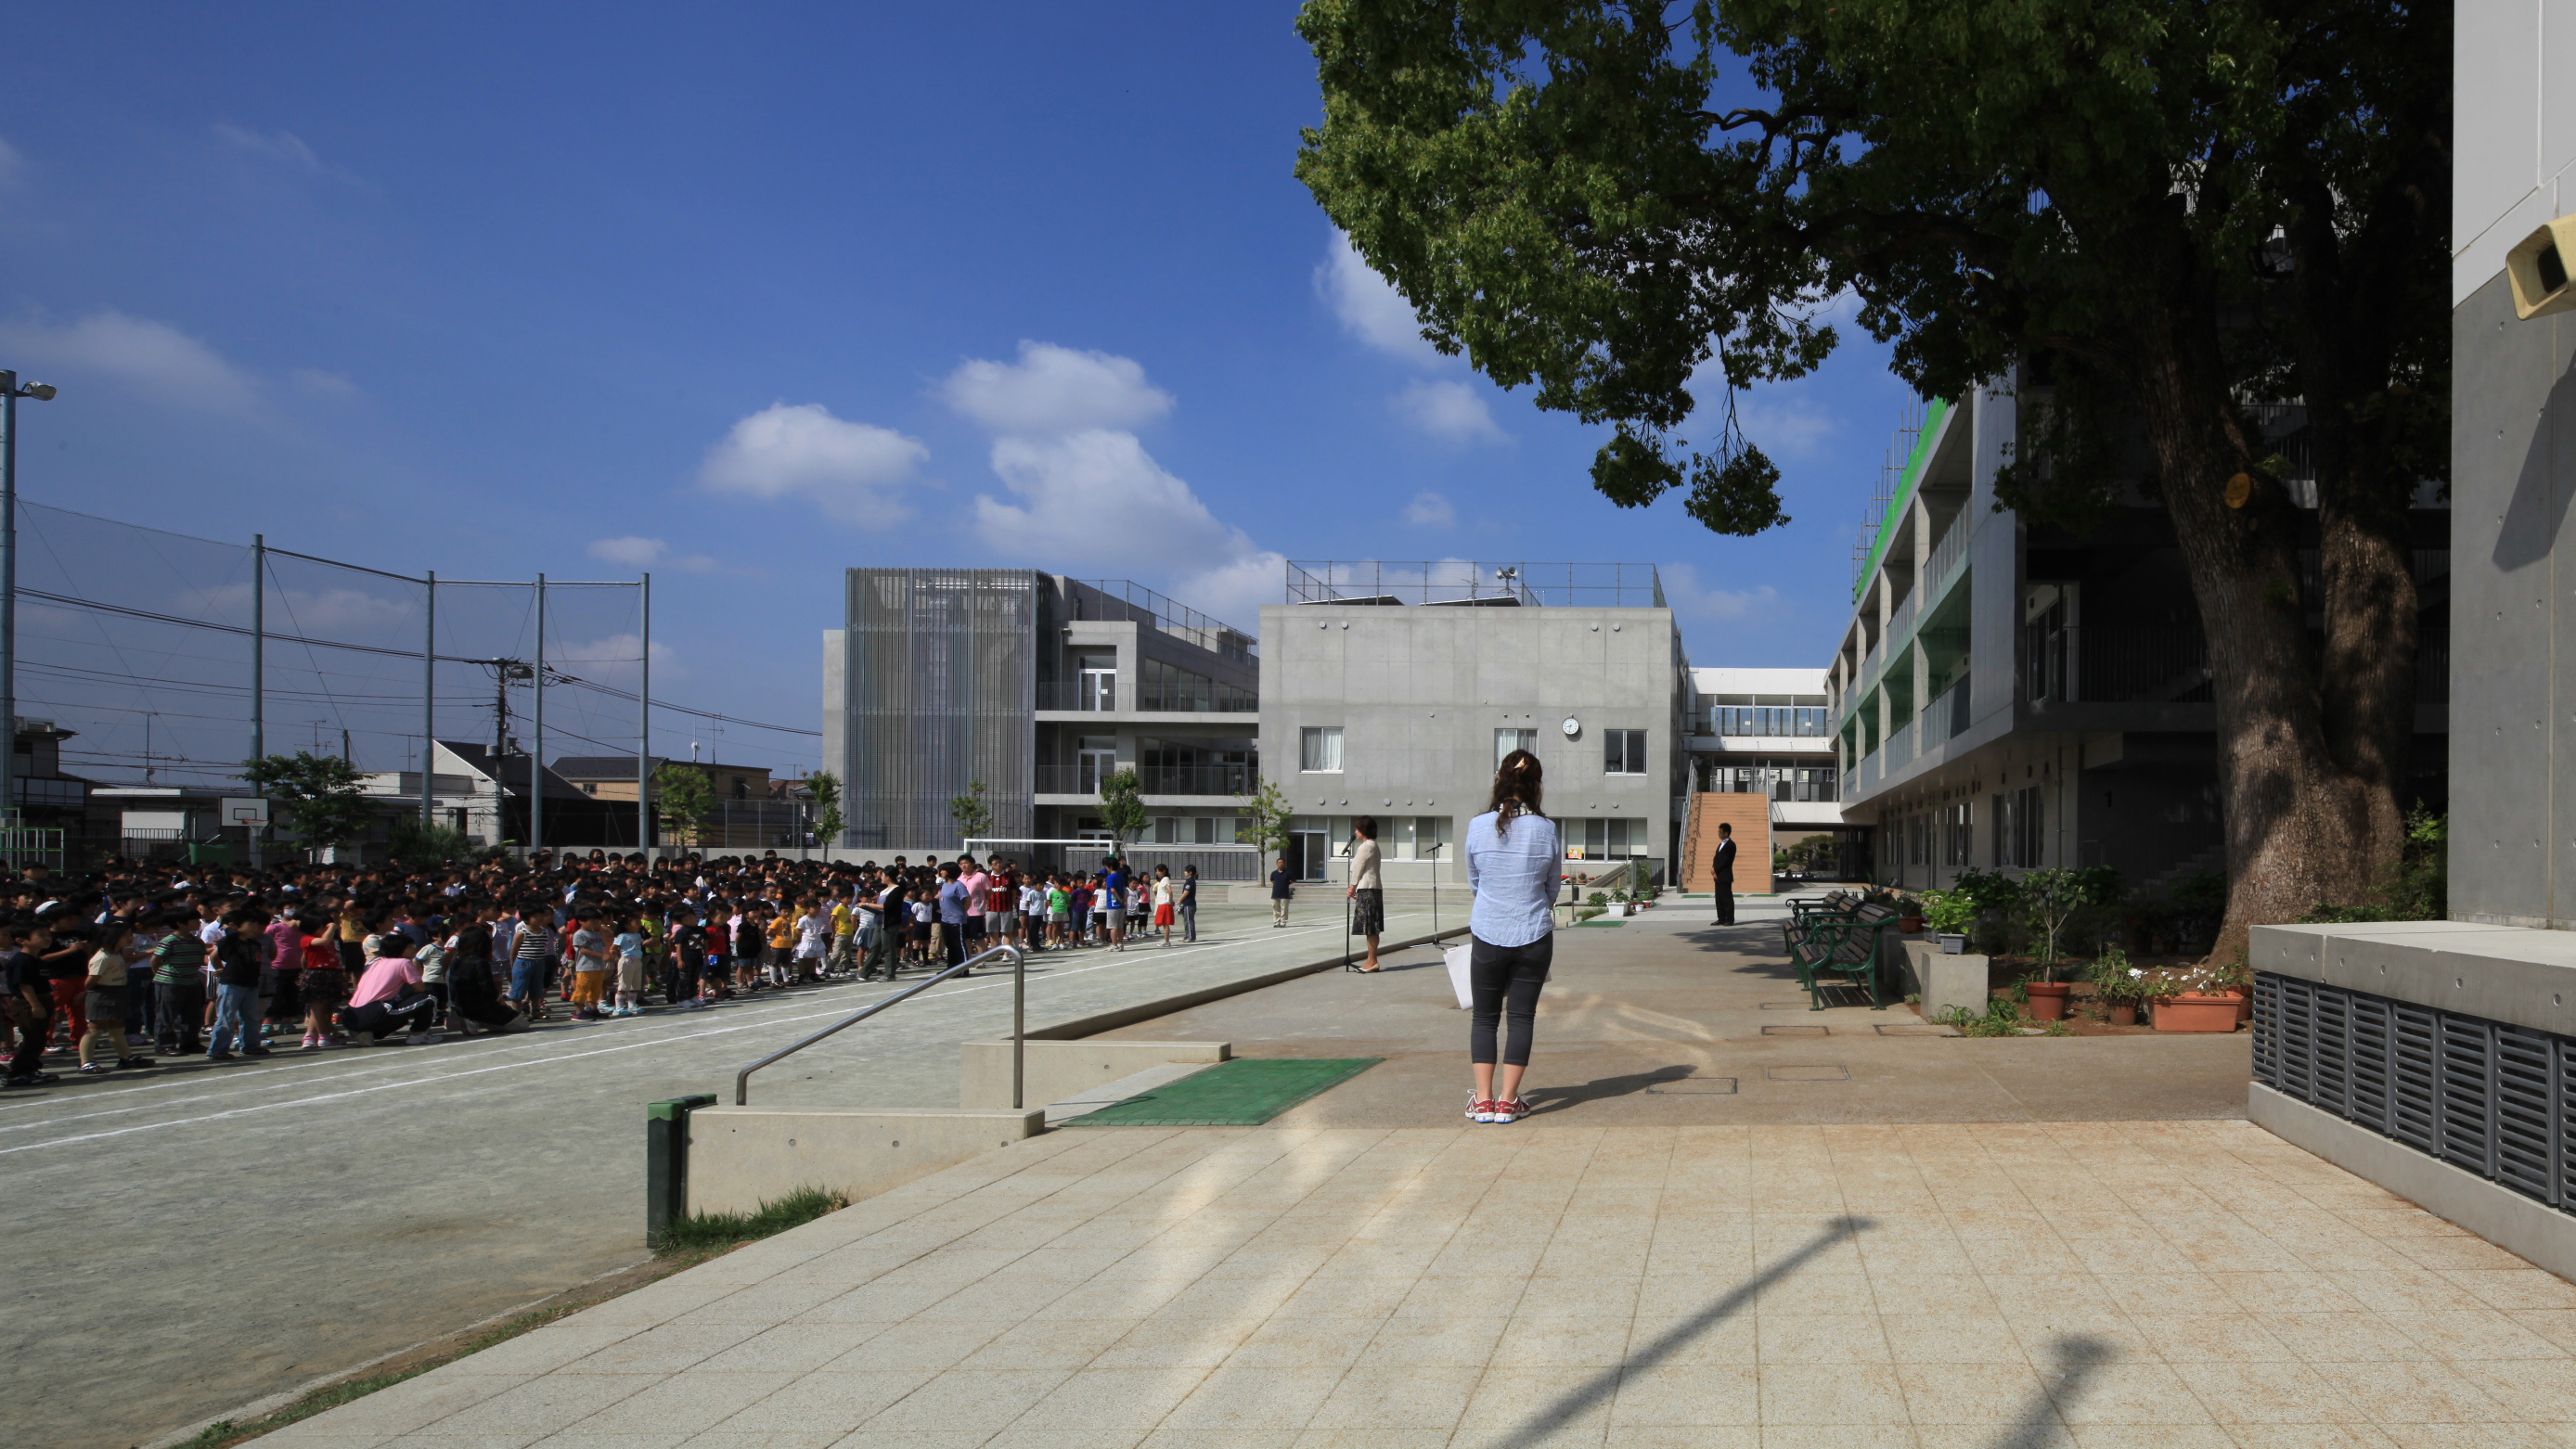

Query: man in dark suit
1711,821,1738,925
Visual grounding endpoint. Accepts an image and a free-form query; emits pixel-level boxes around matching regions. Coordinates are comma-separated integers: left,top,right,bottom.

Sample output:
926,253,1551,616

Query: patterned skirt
1349,887,1385,937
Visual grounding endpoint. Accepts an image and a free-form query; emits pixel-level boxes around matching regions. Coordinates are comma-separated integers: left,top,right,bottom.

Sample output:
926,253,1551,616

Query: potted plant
1894,893,1926,933
2085,947,2166,1026
1919,888,1977,953
2153,957,2248,1032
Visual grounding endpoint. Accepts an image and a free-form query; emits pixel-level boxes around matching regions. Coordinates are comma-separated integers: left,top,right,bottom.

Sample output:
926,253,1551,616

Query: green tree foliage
1239,776,1298,858
1097,768,1149,846
806,770,845,849
389,817,476,868
240,751,373,851
1295,0,2447,959
651,763,715,846
948,779,994,843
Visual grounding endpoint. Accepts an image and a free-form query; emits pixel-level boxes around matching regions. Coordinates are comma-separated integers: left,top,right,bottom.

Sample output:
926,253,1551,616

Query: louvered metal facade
2256,970,2574,1209
835,569,1036,850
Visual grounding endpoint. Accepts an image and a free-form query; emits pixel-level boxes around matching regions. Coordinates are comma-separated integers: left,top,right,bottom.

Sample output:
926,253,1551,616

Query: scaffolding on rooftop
1282,560,1666,609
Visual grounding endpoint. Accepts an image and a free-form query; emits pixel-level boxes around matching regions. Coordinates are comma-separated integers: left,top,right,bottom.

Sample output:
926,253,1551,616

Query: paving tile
857,1370,1071,1436
1879,1311,2027,1365
1897,1360,2058,1423
2179,1360,2373,1425
2048,1361,2221,1426
2303,1361,2514,1425
1752,1364,1909,1425
1155,1366,1345,1433
705,1372,937,1435
1091,1314,1262,1369
1224,1315,1380,1369
696,1325,888,1376
1000,1366,1209,1433
1302,1363,1480,1429
1457,1366,1623,1430
562,1375,799,1437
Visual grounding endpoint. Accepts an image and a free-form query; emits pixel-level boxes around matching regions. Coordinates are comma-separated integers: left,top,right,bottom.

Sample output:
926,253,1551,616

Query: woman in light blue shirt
1462,750,1560,1124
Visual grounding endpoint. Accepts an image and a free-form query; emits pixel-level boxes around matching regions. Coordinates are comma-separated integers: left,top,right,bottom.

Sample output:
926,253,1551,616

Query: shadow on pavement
1987,1334,2110,1448
1489,1215,1876,1448
1521,1064,1701,1115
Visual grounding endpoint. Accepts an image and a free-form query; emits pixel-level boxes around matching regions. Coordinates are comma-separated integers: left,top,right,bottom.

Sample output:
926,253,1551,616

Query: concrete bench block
960,1039,1230,1110
684,1106,1045,1217
1893,939,1990,1021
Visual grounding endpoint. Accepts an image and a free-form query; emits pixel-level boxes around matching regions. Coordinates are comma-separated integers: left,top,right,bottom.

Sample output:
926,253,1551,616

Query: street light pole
0,370,58,831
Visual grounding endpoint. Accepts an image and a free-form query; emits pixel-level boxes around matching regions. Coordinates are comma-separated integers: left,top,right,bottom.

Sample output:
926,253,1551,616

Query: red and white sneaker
1466,1094,1497,1124
1490,1098,1530,1124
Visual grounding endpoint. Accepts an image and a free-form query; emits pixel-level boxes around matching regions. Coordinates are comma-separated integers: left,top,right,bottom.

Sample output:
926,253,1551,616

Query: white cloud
975,430,1246,571
586,535,718,572
1317,231,1443,364
587,536,666,568
0,136,24,187
699,403,928,523
941,340,1173,434
0,311,261,414
290,367,358,398
1169,550,1286,635
1659,562,1782,621
213,123,367,187
548,632,683,686
1402,492,1456,527
1391,379,1507,445
1735,392,1835,460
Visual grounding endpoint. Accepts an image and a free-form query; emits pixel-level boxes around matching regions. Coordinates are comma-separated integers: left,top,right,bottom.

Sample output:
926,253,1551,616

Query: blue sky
0,2,1911,782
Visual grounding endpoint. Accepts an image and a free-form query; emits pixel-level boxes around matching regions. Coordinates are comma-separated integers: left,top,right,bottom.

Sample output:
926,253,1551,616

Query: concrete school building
820,561,1818,888
1818,387,2448,897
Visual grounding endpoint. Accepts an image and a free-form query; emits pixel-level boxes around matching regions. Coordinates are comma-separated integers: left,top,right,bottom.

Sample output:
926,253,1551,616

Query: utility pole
532,573,545,859
0,369,58,821
422,571,435,831
250,533,264,868
341,728,351,766
638,571,650,856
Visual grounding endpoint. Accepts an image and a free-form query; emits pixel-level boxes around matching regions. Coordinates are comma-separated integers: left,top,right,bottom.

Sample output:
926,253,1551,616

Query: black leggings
1469,933,1552,1068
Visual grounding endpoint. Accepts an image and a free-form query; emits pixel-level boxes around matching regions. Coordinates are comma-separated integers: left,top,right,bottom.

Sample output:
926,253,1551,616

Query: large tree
1296,0,2448,960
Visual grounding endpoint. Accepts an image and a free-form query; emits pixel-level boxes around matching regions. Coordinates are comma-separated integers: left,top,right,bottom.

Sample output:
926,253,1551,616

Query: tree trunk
2129,314,2380,967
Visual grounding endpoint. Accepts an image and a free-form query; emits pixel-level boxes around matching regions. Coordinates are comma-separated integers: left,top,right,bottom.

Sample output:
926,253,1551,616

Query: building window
1299,726,1344,773
1993,786,2045,867
1943,801,1974,868
1604,729,1648,775
1570,817,1652,860
1494,727,1536,767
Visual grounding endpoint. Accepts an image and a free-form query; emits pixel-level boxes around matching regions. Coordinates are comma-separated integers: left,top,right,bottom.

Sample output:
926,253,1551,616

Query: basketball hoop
222,797,271,828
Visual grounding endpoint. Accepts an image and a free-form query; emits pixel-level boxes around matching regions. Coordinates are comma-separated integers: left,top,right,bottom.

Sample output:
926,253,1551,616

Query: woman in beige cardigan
1346,815,1385,971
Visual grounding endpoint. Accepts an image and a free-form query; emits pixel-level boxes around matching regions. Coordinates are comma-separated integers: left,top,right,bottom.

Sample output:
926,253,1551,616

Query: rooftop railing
1073,579,1256,661
1284,560,1666,609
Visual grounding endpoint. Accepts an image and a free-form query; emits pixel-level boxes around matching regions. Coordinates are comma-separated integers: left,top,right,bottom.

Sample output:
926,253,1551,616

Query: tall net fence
16,498,818,860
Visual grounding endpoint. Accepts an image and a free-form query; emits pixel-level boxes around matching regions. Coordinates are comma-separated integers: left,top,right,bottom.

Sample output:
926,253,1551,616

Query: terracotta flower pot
2155,990,2246,1033
1899,915,1924,934
2106,1003,2137,1026
2025,981,2071,1021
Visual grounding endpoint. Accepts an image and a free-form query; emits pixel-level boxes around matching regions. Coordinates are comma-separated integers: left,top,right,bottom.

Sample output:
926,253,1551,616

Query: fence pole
638,572,650,856
421,571,435,833
0,374,15,823
532,573,545,860
250,533,264,868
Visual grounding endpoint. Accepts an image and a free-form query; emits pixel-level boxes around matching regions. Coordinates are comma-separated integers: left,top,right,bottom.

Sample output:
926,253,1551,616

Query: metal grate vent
2257,971,2576,1211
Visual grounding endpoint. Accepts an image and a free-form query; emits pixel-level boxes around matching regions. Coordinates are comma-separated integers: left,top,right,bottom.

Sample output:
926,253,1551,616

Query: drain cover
1761,1024,1828,1036
1764,1064,1849,1082
1645,1077,1739,1095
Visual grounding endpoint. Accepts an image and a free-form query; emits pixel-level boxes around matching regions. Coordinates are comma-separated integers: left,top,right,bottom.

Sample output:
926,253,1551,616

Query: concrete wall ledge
2252,921,2576,1038
685,1106,1044,1217
1890,938,1990,1020
2250,1083,2576,1281
961,1039,1230,1110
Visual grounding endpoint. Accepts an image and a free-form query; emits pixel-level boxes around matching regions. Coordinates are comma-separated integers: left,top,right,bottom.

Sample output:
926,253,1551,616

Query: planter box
2155,991,2246,1033
1937,933,1968,955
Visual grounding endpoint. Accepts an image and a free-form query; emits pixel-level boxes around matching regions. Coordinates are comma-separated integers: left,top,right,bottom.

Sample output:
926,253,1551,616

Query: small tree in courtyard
807,770,845,850
1097,769,1148,847
948,779,993,845
241,752,373,857
651,763,715,848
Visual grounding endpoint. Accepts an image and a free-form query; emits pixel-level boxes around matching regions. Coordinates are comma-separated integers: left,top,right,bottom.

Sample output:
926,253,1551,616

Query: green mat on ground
1067,1058,1383,1126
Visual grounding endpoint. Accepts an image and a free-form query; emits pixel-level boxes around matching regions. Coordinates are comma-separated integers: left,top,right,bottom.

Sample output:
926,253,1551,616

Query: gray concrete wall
2452,270,2572,928
2252,919,2576,1038
1258,601,1682,866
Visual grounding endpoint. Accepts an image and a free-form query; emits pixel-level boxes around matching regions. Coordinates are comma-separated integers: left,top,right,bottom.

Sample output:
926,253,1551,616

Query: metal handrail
734,943,1028,1107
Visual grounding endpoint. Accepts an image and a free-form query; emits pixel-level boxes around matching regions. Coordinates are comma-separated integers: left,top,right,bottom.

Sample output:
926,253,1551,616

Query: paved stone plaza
263,1118,2576,1448
239,904,2576,1448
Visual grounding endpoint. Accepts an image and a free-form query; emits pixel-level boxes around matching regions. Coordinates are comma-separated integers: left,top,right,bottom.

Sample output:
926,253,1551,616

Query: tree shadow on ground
1488,1216,1876,1448
1987,1334,2111,1447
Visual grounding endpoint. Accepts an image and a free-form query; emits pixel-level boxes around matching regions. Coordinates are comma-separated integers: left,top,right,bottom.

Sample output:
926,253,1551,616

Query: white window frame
1299,725,1344,774
1604,728,1649,776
